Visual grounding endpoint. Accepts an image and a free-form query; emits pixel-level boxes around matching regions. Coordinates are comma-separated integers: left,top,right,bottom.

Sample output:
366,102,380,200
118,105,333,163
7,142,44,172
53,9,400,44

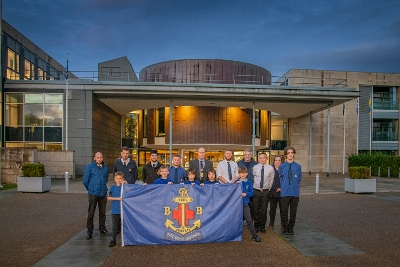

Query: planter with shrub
17,163,51,193
344,166,376,193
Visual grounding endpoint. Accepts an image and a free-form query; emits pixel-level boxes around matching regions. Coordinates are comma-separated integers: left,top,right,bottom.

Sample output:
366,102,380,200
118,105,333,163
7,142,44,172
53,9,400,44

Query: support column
252,103,255,158
327,106,331,177
170,100,173,166
309,112,312,175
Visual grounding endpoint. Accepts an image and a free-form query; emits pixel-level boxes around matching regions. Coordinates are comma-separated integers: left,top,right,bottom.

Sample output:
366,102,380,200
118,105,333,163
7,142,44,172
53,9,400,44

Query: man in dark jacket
113,146,138,184
188,147,214,183
83,152,110,239
142,150,162,184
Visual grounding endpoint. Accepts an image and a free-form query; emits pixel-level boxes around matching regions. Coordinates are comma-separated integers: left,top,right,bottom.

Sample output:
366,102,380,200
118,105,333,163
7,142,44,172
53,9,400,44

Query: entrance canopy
90,82,359,118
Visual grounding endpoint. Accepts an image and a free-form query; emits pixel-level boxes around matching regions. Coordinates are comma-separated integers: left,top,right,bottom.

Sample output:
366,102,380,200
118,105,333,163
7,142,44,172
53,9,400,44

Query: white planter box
17,176,51,193
344,178,376,193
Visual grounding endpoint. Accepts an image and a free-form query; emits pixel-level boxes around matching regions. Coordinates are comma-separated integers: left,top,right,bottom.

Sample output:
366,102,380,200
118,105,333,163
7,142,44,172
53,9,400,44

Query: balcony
373,132,398,141
373,101,399,110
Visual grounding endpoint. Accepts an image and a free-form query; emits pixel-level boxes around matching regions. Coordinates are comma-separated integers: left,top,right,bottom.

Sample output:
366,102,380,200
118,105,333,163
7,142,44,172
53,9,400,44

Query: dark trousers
253,189,269,230
243,205,256,235
280,196,299,229
111,214,121,241
87,194,107,232
268,196,281,226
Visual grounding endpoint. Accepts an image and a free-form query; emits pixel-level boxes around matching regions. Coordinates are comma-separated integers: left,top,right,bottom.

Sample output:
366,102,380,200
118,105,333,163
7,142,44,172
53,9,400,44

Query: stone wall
1,148,74,185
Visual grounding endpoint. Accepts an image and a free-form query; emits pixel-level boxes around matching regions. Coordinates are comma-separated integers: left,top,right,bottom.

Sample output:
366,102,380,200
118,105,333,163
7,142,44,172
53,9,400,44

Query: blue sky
3,0,400,80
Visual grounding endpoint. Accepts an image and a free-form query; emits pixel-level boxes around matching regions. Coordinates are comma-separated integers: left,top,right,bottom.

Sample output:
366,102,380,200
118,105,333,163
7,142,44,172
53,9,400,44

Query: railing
6,70,349,88
270,140,288,150
373,132,399,141
373,101,399,110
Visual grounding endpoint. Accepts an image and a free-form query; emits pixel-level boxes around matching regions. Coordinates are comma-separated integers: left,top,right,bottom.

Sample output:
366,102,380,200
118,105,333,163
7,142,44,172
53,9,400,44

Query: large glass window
24,59,33,80
4,93,63,149
7,48,20,80
156,108,165,136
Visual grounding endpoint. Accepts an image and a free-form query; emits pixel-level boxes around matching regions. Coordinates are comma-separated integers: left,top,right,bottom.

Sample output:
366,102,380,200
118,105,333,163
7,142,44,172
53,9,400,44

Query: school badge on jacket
164,188,203,241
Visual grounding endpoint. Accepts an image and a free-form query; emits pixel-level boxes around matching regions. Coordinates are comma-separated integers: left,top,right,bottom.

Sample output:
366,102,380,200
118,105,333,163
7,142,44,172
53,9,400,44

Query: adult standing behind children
188,147,214,183
237,148,257,183
113,146,138,184
268,155,282,229
216,149,239,183
142,150,162,184
279,147,302,235
252,153,274,233
168,154,186,184
83,152,111,239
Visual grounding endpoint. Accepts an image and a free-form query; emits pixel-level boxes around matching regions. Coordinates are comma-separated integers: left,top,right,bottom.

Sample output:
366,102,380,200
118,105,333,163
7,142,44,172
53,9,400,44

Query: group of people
82,146,302,247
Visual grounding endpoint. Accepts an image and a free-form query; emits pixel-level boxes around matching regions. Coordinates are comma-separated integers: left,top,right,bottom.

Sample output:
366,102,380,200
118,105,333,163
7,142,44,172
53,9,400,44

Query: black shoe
251,234,261,242
259,228,266,233
109,240,116,247
86,231,92,239
100,229,111,236
283,227,289,235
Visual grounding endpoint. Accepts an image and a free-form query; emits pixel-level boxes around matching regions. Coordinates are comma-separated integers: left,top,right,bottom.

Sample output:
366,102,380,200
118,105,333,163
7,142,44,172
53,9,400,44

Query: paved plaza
1,173,399,266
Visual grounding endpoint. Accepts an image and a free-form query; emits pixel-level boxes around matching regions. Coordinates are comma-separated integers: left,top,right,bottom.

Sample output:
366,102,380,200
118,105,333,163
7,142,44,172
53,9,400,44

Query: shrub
347,153,400,178
348,166,371,179
21,163,46,177
137,166,143,181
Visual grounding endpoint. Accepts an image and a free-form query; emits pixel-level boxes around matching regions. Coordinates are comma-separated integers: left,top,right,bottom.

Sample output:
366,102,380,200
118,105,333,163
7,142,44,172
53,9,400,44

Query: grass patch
0,184,17,190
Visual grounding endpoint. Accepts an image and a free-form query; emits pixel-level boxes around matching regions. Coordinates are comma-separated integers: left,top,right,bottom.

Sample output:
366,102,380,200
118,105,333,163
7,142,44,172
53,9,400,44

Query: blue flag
121,184,243,245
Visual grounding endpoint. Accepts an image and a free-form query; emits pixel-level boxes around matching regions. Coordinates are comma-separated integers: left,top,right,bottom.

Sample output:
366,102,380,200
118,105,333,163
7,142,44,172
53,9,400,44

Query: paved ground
1,173,399,267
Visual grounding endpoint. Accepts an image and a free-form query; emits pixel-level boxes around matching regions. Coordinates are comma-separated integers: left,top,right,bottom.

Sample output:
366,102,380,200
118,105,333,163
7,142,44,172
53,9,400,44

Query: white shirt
252,164,274,190
216,160,238,183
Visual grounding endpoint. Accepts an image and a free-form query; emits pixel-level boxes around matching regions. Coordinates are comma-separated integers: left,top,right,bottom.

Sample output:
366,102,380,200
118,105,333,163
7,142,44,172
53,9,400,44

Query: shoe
269,224,274,229
283,227,289,235
100,229,111,236
259,228,266,233
109,240,116,247
86,231,92,239
251,234,261,242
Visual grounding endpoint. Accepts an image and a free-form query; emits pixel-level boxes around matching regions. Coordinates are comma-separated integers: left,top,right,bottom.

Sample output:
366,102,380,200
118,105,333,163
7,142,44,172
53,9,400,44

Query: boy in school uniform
107,171,125,247
153,165,174,184
184,168,200,185
238,167,261,242
203,169,219,184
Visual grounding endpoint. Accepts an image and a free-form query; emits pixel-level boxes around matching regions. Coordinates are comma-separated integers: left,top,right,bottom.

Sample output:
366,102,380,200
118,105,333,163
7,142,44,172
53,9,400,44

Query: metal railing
373,101,399,110
373,132,399,141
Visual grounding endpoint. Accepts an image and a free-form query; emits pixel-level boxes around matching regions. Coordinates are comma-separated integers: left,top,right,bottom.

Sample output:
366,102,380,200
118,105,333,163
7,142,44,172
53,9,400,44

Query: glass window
38,67,44,80
7,48,20,80
45,94,63,104
44,104,62,126
5,126,23,141
6,94,23,103
44,127,62,142
25,142,43,150
25,127,43,141
5,142,24,148
44,143,62,150
25,104,43,126
156,108,165,136
5,104,23,126
24,59,32,79
25,94,43,103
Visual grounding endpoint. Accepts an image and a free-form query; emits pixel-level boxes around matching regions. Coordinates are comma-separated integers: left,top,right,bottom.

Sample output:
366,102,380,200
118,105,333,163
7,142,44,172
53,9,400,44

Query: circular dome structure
139,59,271,85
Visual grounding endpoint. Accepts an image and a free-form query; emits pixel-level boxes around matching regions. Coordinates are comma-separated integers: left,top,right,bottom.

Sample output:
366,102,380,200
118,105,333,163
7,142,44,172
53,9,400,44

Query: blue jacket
239,179,254,206
167,166,186,184
154,177,174,184
113,158,138,184
83,162,109,197
278,161,302,197
109,184,121,215
184,180,200,185
237,158,258,183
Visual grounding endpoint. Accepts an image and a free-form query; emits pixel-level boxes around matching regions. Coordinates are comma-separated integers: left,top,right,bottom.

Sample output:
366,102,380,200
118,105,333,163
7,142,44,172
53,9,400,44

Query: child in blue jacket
238,167,261,242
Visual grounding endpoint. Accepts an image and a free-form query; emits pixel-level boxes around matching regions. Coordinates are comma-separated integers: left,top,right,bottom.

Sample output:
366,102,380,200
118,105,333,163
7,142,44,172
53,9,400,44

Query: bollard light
65,171,69,193
316,173,319,194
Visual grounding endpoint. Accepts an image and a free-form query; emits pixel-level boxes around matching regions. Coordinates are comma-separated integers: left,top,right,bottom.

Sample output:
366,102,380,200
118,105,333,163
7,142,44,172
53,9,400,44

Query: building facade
1,19,399,179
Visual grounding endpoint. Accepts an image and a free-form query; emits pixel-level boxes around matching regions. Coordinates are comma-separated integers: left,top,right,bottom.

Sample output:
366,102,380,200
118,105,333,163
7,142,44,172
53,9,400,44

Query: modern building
1,19,399,179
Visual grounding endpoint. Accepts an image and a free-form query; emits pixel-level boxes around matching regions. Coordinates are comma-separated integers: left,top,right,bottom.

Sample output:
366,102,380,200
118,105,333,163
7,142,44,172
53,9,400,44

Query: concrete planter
17,176,51,193
344,178,376,193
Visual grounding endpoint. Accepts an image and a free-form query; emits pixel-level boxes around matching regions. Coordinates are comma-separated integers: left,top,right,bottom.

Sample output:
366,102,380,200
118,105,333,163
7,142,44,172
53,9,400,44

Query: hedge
347,153,400,178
